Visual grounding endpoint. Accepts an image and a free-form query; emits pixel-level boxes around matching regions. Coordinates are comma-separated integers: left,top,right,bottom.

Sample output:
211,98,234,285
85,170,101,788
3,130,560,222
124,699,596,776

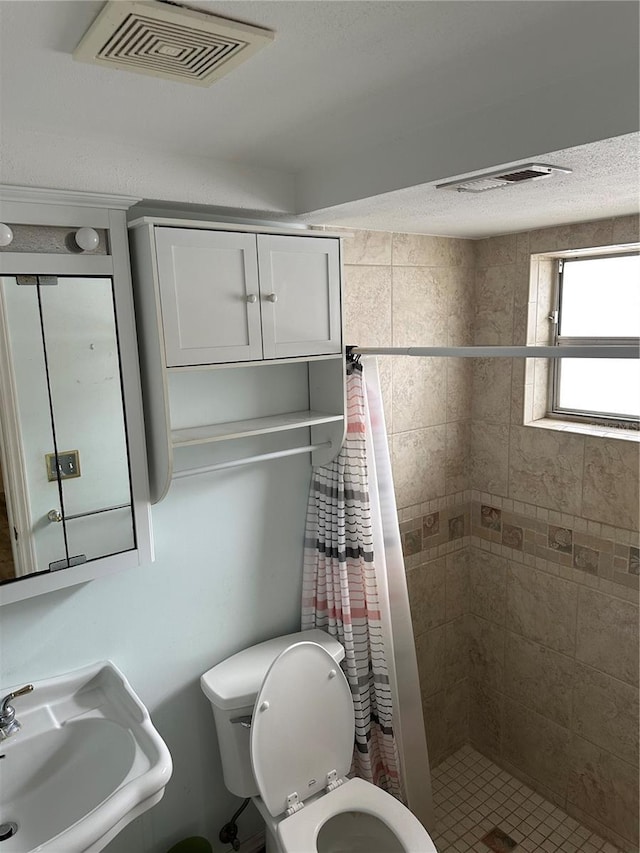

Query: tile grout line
431,745,624,853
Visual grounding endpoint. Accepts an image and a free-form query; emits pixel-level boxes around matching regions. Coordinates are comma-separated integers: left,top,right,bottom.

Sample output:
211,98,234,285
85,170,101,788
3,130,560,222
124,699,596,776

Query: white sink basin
0,662,172,852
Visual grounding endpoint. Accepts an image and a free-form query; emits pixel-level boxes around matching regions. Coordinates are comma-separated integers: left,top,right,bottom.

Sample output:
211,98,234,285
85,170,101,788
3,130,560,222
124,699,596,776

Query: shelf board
171,410,344,447
168,352,344,372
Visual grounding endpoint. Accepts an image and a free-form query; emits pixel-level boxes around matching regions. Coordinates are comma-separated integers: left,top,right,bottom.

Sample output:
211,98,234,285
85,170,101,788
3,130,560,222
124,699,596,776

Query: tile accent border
400,490,471,568
470,490,639,602
399,489,639,602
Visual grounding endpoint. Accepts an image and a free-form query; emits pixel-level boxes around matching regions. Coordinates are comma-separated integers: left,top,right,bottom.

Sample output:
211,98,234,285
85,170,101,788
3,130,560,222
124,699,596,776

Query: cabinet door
257,235,341,359
155,228,263,366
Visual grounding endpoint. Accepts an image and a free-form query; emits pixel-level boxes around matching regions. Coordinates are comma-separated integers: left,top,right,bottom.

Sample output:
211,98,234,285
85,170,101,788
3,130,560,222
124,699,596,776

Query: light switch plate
46,450,81,481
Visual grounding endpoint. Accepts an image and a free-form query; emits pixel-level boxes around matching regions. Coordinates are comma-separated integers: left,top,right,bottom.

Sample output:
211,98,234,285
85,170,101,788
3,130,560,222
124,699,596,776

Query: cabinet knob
266,293,278,303
245,294,257,304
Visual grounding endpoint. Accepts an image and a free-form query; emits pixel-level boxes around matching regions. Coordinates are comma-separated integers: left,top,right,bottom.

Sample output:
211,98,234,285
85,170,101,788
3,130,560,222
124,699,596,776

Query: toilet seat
250,641,354,817
277,777,437,853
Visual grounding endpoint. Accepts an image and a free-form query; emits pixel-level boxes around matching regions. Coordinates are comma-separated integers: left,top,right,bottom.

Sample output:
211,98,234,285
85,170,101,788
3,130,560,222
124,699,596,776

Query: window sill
526,417,640,442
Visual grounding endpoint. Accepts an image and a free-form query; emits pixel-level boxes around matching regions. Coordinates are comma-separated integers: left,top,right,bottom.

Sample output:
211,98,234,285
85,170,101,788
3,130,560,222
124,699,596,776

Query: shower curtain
302,357,402,796
302,356,433,825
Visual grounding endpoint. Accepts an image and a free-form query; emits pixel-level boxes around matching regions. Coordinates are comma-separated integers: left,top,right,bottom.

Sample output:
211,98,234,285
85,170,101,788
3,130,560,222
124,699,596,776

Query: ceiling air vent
73,1,274,87
436,164,572,193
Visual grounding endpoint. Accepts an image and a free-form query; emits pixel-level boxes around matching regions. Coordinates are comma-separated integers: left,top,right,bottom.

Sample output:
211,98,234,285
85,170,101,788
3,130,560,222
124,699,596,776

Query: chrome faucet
0,685,34,741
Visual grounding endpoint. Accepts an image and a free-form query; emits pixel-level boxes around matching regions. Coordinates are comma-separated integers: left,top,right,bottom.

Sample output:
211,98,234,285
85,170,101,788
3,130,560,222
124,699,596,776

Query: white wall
0,455,312,851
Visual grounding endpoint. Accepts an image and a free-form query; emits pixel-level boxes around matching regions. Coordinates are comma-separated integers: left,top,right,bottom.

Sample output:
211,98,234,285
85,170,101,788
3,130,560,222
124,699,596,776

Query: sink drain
0,822,18,841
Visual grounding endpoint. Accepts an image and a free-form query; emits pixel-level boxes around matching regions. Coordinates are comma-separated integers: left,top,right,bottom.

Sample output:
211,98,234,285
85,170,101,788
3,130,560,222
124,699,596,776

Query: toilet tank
201,629,345,798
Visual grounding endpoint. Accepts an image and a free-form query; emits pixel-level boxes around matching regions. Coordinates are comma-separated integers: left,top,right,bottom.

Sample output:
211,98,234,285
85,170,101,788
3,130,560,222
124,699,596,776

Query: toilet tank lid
200,629,345,711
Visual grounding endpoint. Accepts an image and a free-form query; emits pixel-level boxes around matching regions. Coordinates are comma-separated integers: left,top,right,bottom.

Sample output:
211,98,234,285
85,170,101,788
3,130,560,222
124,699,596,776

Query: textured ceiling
0,1,638,236
300,134,640,238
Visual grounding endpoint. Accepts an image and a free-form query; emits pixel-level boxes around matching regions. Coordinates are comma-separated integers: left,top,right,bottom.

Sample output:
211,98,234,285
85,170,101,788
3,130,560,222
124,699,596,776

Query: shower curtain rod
349,345,639,359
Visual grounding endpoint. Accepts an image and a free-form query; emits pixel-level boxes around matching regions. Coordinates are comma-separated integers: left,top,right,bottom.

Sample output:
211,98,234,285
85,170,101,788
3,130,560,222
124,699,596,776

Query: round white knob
245,294,257,304
75,227,100,252
0,224,14,247
266,293,278,303
329,669,337,679
259,701,270,712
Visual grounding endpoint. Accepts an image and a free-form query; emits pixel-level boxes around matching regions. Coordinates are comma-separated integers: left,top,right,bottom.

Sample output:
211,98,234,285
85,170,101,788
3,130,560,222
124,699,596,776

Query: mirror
0,275,136,583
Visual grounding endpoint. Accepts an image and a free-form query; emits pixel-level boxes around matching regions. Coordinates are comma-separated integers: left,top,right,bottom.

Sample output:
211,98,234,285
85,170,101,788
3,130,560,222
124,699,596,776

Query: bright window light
553,252,640,422
559,255,640,337
557,359,640,418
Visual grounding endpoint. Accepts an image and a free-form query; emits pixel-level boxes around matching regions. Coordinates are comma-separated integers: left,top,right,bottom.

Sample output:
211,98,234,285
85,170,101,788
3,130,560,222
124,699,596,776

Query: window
550,252,640,425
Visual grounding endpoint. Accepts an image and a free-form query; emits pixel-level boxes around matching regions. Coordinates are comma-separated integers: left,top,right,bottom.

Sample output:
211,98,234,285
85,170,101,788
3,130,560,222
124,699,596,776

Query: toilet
201,629,438,853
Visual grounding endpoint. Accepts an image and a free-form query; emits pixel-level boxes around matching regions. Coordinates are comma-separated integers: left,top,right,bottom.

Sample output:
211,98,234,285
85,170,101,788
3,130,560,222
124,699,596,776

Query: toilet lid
250,641,355,818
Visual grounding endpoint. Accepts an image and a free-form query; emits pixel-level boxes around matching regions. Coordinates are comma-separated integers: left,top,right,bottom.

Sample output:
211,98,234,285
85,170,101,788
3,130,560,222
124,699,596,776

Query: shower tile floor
431,745,624,853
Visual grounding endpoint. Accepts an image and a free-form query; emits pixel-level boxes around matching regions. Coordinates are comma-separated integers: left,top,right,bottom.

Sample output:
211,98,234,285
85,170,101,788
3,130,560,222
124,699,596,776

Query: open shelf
171,410,344,447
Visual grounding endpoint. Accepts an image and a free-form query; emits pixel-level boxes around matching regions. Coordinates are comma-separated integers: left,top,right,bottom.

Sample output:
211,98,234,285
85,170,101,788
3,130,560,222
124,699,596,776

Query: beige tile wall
340,227,475,506
469,215,639,852
468,535,639,851
337,216,639,850
339,228,476,766
471,215,640,529
400,496,471,766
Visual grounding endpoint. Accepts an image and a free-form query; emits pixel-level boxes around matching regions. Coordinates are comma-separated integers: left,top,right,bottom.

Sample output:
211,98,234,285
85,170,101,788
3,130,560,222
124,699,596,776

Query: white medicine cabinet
0,186,153,606
128,218,346,503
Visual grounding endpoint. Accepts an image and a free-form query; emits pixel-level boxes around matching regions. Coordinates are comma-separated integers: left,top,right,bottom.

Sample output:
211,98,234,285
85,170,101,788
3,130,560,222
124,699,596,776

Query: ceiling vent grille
73,1,274,87
436,164,572,193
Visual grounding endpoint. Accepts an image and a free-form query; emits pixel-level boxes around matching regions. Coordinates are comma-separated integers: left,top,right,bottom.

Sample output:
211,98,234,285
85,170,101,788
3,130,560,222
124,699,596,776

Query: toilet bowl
201,630,437,853
269,778,432,852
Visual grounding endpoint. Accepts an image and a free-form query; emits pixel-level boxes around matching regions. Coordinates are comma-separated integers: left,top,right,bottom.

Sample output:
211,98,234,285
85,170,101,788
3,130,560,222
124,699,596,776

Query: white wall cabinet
128,218,346,502
155,227,341,366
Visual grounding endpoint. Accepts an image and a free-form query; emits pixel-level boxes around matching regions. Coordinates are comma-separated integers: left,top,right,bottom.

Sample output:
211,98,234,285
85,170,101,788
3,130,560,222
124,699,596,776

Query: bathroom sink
0,662,172,853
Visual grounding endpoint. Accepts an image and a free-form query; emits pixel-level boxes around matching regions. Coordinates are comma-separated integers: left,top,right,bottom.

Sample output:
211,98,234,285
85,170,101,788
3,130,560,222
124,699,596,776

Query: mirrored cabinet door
2,278,68,575
0,275,136,581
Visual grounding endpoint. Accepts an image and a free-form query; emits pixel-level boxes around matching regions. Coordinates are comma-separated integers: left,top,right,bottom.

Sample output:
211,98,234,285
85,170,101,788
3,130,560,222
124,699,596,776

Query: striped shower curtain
301,358,404,801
